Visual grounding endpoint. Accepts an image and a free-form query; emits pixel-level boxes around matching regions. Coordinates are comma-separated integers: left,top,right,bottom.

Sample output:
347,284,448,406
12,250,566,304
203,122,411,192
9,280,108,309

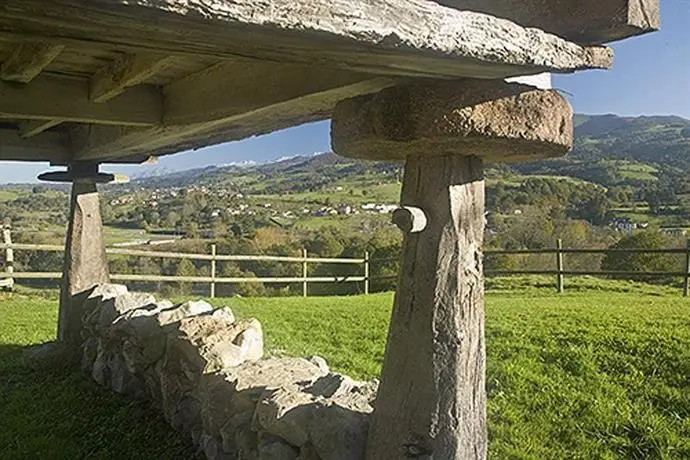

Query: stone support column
331,79,573,459
58,180,110,345
39,163,113,346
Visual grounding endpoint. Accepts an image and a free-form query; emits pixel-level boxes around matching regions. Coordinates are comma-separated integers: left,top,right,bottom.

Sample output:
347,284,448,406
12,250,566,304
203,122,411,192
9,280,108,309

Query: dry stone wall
78,284,377,460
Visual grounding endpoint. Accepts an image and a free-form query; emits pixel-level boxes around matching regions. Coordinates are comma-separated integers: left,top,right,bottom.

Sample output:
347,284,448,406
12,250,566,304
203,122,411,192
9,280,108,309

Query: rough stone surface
79,288,375,460
1,0,612,82
436,0,660,45
258,435,299,460
23,341,78,371
310,405,369,460
332,80,573,163
84,291,156,332
157,299,214,326
58,182,110,346
254,387,321,447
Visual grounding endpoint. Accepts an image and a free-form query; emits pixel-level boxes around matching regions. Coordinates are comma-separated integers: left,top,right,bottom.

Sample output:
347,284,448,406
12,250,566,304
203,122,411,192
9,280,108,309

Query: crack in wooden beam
0,41,65,83
90,53,176,103
19,119,64,138
0,0,612,81
0,73,162,126
435,0,659,44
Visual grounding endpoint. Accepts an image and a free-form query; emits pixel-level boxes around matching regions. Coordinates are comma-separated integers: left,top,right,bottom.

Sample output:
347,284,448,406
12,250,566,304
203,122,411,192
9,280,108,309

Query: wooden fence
484,238,690,297
0,240,370,298
2,236,690,296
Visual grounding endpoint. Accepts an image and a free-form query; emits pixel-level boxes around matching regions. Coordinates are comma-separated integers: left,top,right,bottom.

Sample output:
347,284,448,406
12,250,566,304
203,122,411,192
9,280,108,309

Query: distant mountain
126,113,690,192
571,114,690,166
514,114,690,187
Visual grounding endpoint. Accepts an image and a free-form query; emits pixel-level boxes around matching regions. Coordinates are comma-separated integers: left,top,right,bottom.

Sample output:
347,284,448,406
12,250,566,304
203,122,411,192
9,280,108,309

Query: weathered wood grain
0,0,612,80
367,155,487,459
0,128,69,161
19,119,64,138
71,63,394,162
436,0,659,44
0,73,161,126
90,52,176,102
0,41,64,83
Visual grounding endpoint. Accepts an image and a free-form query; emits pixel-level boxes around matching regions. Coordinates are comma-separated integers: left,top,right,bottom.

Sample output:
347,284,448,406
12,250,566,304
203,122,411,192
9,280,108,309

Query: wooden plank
0,0,611,81
2,227,12,290
19,119,63,138
91,52,176,102
0,128,70,162
367,155,486,459
436,0,660,44
0,41,64,83
109,275,365,283
72,63,394,161
0,73,161,126
0,243,366,264
486,270,689,277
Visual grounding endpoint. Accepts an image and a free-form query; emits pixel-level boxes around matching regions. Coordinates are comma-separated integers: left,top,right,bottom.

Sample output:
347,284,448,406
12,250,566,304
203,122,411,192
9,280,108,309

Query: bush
601,231,679,281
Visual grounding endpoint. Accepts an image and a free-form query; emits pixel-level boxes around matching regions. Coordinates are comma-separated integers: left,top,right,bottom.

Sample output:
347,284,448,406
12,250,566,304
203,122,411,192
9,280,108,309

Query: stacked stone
78,284,376,460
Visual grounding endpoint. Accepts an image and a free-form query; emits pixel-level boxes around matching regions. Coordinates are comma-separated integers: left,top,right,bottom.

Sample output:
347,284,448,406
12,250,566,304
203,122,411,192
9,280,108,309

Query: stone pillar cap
331,80,573,163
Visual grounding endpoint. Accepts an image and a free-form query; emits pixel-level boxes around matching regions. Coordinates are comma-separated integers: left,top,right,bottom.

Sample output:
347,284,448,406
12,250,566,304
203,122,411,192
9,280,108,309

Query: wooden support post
683,239,690,297
557,238,564,294
58,181,110,345
364,250,370,295
302,248,308,297
210,243,217,299
367,155,487,460
2,225,13,290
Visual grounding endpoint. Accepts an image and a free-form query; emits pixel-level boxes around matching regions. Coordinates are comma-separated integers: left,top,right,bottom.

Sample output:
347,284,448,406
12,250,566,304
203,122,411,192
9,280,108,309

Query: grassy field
1,281,689,459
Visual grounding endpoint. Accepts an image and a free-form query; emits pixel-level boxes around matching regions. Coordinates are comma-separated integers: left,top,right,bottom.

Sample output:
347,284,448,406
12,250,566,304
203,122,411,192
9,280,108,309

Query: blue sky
1,1,688,183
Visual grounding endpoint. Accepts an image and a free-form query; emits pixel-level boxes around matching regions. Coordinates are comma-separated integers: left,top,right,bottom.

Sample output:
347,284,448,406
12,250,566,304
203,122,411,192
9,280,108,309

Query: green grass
1,280,689,458
0,190,20,202
0,295,201,460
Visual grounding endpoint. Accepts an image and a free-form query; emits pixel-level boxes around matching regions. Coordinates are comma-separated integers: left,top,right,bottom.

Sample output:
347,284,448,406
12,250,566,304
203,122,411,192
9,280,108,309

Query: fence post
556,238,564,294
210,244,217,299
302,248,308,297
364,250,370,295
683,239,690,297
2,225,13,291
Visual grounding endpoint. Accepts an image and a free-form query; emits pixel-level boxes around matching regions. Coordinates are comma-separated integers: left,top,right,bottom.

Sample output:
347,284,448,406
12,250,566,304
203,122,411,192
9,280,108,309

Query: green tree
601,231,678,281
174,258,197,295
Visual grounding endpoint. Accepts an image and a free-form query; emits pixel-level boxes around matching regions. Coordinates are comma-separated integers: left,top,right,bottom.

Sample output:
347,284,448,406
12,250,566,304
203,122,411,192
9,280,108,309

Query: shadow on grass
0,344,202,460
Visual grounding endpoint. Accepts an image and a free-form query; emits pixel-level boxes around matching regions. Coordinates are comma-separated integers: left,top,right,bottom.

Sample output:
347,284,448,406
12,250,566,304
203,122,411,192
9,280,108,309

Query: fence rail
485,238,690,297
3,237,690,296
0,240,371,297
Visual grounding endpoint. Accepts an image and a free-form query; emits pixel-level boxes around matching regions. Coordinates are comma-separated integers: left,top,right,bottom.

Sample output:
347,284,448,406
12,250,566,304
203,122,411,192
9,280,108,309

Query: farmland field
1,280,688,459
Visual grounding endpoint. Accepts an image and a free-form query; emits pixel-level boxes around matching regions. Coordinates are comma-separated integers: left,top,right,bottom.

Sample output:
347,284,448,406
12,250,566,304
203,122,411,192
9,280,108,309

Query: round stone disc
38,171,116,184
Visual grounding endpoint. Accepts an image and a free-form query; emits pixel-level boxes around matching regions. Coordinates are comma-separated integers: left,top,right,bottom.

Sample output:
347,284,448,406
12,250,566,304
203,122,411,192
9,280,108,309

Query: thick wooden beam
71,62,394,161
19,119,63,138
436,0,660,44
91,53,176,103
0,41,65,83
0,128,69,162
0,0,611,81
367,155,486,459
0,74,161,126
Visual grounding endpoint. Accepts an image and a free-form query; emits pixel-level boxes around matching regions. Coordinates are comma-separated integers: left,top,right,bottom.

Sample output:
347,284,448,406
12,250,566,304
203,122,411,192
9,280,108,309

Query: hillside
516,114,690,185
2,113,690,253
